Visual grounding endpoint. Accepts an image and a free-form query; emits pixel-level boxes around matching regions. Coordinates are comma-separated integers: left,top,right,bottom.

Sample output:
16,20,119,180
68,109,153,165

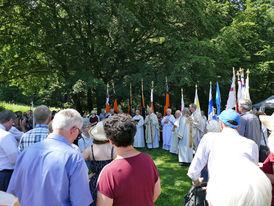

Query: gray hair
34,105,51,124
239,98,252,111
82,118,91,130
182,108,191,116
189,104,197,109
206,120,220,133
52,109,83,131
0,110,16,124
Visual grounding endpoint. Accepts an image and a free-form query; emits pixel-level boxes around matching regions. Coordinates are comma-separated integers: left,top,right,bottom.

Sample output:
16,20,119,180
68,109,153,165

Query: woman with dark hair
82,121,115,206
97,114,161,206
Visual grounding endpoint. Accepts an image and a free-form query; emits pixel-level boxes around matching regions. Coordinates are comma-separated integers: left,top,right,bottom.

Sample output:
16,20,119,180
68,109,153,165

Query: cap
218,109,240,128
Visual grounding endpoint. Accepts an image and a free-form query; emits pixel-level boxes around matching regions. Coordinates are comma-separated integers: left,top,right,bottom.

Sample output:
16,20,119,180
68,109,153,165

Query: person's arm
153,178,161,202
2,134,19,164
96,191,113,206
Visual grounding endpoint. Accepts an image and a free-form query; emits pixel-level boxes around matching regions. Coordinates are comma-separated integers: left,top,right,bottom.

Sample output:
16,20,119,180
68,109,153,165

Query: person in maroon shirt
259,113,274,206
97,114,161,206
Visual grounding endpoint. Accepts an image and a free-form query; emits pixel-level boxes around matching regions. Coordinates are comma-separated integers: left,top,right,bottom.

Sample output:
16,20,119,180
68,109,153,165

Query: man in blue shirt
19,105,51,152
8,109,93,206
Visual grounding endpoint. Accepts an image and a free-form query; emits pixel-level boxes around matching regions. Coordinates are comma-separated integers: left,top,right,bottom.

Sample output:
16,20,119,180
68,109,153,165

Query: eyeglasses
77,128,82,140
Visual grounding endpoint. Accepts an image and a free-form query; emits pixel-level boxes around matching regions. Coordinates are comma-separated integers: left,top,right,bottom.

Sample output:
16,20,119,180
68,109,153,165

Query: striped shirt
19,124,48,152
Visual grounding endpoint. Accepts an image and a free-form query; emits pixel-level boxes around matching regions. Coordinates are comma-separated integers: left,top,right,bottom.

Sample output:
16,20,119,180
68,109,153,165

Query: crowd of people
0,97,273,206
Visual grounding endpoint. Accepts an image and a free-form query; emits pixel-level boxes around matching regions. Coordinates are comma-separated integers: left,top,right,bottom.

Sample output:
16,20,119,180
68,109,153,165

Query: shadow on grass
138,148,192,206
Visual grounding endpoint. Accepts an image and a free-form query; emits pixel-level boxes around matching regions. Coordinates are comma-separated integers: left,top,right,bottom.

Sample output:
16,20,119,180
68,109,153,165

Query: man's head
218,109,240,130
238,98,252,114
90,110,96,117
147,107,153,115
175,110,181,118
52,109,83,143
131,108,135,114
110,108,115,115
103,114,136,147
189,104,197,113
182,108,191,117
101,108,105,114
135,109,140,116
166,108,171,116
0,110,16,131
34,105,51,125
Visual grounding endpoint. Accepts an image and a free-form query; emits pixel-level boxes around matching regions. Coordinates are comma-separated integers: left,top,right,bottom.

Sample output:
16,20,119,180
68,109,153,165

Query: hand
258,162,263,168
192,177,204,186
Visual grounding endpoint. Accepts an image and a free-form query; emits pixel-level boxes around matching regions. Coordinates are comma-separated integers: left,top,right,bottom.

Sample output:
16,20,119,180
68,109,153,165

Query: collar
221,127,239,136
47,133,72,147
0,124,6,131
35,124,48,129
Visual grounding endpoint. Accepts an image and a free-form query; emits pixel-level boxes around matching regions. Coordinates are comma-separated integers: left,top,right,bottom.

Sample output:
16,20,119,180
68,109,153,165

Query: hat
218,109,240,128
90,110,96,114
259,113,274,131
88,121,108,141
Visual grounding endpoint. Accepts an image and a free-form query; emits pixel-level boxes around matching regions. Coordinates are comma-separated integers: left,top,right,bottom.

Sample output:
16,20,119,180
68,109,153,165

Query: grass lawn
0,101,60,112
137,148,192,206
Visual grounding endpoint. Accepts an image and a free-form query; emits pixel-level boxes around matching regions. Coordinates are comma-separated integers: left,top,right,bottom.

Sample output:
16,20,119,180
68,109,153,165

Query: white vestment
170,117,180,154
133,115,145,148
161,115,175,151
145,113,159,149
178,116,193,163
190,110,203,151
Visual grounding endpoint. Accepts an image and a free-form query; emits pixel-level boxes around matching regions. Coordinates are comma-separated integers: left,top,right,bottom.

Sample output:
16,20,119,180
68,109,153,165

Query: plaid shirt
19,124,49,152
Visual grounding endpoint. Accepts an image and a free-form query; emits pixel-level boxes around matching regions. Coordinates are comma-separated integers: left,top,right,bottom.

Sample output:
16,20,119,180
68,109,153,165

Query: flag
241,69,245,98
245,69,250,100
113,86,118,113
141,79,146,117
226,68,236,110
237,70,242,101
128,83,132,114
216,82,221,115
105,84,110,114
181,88,184,112
163,78,170,116
194,85,201,115
150,87,154,113
208,82,214,120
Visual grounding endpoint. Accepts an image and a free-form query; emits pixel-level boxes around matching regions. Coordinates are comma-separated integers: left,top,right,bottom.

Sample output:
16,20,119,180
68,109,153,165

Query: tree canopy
0,0,273,114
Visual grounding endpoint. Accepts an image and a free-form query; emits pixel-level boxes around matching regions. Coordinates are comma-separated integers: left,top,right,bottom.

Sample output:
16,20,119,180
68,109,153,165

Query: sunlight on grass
138,148,192,206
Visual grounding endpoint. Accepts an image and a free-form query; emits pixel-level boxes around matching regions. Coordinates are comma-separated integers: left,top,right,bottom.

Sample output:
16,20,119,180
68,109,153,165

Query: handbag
183,183,208,206
259,133,270,162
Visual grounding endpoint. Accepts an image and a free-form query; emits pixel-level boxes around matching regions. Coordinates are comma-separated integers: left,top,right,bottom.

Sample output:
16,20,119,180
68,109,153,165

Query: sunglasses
77,128,82,140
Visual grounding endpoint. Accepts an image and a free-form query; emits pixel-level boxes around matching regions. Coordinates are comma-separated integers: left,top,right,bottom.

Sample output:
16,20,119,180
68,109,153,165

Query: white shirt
0,124,19,170
9,126,24,142
187,127,258,181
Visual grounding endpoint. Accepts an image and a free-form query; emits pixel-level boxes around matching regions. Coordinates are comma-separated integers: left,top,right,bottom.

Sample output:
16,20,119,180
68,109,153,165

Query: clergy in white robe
144,108,159,149
178,108,193,164
189,104,203,151
170,110,181,154
161,108,175,151
133,110,145,148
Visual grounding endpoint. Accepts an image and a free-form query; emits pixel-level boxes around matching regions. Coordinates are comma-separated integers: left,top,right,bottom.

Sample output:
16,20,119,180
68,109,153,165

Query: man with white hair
238,98,261,149
145,107,159,149
170,110,181,154
7,109,93,206
19,105,51,152
187,109,258,186
161,108,175,151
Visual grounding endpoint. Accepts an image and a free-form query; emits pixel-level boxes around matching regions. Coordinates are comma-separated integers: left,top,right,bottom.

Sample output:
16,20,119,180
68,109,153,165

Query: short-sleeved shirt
261,153,274,206
97,152,159,206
